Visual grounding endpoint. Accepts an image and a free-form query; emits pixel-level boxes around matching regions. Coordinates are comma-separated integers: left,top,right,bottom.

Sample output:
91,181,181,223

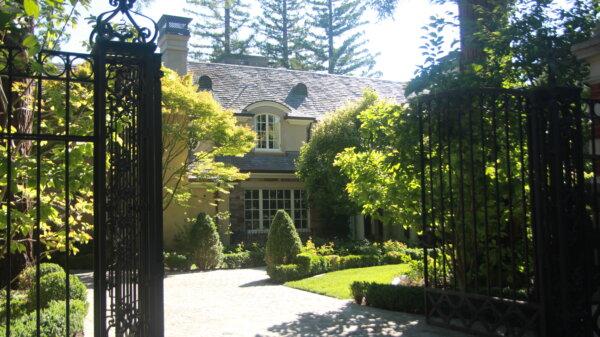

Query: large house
158,15,407,247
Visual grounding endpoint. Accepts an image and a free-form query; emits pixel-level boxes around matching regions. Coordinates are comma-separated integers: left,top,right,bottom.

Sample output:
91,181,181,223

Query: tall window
244,189,308,231
255,114,280,150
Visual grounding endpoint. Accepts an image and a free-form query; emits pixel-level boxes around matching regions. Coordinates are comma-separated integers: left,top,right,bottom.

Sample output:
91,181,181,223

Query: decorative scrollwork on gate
90,0,158,45
104,58,145,336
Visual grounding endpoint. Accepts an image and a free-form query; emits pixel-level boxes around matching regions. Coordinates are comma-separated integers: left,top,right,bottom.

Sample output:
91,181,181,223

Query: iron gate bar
417,86,599,336
1,45,96,337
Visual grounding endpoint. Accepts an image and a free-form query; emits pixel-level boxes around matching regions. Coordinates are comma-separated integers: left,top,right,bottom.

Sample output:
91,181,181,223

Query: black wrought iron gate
417,88,600,337
1,1,163,337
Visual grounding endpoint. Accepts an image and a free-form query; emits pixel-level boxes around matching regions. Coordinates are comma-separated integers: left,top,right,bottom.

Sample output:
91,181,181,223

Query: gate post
527,87,593,336
91,2,164,336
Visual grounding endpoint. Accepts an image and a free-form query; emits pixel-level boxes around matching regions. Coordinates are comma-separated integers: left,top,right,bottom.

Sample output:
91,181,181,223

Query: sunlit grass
285,264,410,299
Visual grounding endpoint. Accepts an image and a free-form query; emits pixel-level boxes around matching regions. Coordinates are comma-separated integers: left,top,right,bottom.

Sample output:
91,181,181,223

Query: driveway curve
164,267,467,337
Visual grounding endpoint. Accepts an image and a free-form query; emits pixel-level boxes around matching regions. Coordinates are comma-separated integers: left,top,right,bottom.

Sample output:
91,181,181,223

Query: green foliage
335,100,421,231
0,0,91,54
255,0,308,69
0,65,95,263
27,271,87,310
184,0,254,60
161,67,255,211
0,290,28,320
351,281,424,314
306,0,379,76
407,0,599,94
222,251,251,269
17,263,63,290
265,210,302,267
175,213,224,270
382,251,409,264
297,91,379,236
0,299,87,337
338,254,381,269
164,252,193,272
267,264,303,283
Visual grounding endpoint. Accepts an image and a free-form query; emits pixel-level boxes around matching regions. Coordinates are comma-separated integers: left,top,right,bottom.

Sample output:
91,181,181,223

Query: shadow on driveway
257,302,464,337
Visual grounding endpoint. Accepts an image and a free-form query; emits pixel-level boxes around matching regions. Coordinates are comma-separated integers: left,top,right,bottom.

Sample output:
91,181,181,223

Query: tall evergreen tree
255,0,307,69
185,0,254,60
307,0,379,76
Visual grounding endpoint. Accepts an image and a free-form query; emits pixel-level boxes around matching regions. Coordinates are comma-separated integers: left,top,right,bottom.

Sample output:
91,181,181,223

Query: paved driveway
83,268,467,337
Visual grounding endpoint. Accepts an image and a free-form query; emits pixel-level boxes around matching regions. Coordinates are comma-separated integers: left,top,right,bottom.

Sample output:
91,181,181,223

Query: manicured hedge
269,253,386,283
164,252,192,272
0,300,87,337
17,263,64,290
267,264,303,284
351,281,424,314
27,271,88,310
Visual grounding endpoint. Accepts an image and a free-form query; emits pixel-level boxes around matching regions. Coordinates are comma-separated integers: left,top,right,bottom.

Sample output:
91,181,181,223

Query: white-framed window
244,189,309,232
255,114,280,150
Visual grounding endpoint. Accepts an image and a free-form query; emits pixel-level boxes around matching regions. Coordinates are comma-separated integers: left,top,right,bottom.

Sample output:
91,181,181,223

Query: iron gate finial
90,0,158,45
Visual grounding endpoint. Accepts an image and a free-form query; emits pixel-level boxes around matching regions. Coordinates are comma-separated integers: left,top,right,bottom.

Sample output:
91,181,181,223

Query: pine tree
255,0,307,69
185,0,254,60
307,0,379,76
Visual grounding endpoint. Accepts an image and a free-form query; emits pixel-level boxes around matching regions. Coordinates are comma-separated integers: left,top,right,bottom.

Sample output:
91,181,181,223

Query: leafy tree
174,213,223,270
184,0,254,60
334,101,420,231
265,210,302,267
296,91,378,237
254,0,308,69
306,0,379,76
161,67,255,211
406,0,598,94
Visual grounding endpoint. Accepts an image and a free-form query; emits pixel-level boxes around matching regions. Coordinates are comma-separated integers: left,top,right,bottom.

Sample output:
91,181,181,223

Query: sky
64,0,459,82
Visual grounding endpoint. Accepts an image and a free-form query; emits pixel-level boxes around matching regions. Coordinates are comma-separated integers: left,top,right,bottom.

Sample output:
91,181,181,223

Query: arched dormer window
291,83,308,96
255,114,280,150
198,75,212,91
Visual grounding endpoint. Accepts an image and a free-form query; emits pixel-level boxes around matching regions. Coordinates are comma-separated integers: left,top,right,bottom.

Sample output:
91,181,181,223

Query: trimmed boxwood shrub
265,210,302,267
267,264,304,283
0,299,87,337
351,281,424,314
164,252,192,271
17,263,64,290
382,251,409,264
175,213,224,271
27,271,88,310
222,251,251,269
339,254,381,269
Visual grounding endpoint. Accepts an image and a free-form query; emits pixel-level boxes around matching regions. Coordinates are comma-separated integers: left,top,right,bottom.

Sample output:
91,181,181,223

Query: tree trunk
327,0,335,74
458,0,485,71
282,0,290,68
224,7,231,56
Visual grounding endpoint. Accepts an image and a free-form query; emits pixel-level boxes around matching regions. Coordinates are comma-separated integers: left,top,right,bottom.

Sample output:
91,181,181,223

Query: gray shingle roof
188,62,407,120
217,152,299,173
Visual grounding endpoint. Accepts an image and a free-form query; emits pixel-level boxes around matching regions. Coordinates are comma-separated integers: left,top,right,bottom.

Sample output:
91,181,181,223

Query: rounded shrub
265,210,302,267
164,252,192,272
2,299,87,337
17,263,64,290
27,271,88,309
175,213,223,270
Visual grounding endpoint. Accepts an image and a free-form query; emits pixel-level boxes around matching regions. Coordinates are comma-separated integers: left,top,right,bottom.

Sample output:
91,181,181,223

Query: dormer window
255,114,280,150
198,75,212,91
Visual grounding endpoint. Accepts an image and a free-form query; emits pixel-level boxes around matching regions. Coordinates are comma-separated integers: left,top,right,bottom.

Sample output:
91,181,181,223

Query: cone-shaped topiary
175,213,223,270
265,210,302,267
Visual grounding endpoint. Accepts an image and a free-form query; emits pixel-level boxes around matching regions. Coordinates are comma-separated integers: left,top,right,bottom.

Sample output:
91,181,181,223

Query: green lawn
285,264,410,299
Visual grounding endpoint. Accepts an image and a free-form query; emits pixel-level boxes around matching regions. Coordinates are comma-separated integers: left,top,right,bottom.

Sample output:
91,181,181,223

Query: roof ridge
187,61,407,84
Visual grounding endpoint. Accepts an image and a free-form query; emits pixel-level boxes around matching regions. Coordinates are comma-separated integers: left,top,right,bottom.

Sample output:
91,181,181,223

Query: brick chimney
157,15,192,76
